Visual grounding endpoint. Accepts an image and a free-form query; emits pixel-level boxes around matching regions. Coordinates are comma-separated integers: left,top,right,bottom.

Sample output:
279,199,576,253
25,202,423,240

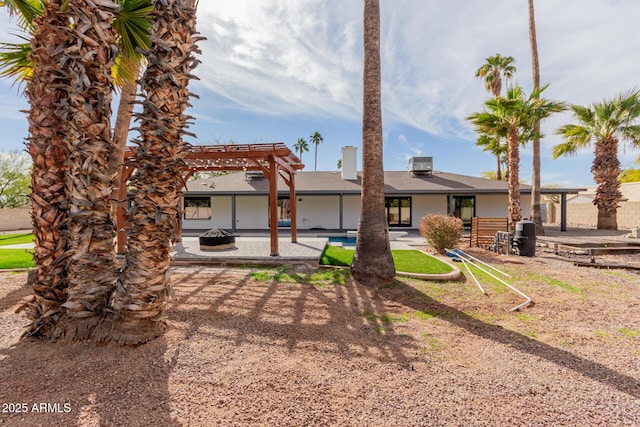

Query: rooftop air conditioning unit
245,171,265,180
409,156,433,176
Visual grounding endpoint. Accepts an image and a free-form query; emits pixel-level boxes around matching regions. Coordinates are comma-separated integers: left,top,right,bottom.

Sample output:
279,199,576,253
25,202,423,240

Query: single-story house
181,146,582,233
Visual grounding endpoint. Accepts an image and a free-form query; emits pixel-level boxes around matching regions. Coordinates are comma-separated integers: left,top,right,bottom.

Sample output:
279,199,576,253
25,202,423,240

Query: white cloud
0,0,638,186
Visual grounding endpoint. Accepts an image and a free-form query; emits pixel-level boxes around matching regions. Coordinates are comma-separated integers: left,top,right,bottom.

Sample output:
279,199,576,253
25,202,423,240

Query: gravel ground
0,249,639,426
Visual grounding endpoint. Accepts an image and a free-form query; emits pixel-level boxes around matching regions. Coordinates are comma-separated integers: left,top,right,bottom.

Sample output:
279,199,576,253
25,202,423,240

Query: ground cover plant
320,245,453,275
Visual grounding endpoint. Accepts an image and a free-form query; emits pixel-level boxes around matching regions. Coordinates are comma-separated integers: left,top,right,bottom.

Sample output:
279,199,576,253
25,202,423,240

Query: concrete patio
170,232,428,266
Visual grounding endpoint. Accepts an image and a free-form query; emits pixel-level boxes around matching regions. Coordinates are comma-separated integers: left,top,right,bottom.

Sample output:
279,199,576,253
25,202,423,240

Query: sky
0,0,639,188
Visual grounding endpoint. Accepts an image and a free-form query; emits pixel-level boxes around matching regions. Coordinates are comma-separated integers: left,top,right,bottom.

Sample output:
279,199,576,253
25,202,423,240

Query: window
385,197,412,227
277,197,291,227
451,196,475,226
184,197,211,220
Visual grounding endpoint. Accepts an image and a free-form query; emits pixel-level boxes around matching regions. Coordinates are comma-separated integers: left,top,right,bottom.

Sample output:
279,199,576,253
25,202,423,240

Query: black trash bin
513,220,536,257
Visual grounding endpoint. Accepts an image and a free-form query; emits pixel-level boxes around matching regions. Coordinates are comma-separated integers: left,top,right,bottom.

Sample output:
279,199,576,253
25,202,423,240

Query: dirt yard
0,248,638,426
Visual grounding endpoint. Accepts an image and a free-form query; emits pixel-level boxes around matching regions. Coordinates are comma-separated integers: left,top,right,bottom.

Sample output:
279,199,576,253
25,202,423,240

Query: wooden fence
470,217,508,248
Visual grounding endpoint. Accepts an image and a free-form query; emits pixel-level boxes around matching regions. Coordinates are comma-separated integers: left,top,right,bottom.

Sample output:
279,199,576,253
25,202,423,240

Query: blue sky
0,0,639,187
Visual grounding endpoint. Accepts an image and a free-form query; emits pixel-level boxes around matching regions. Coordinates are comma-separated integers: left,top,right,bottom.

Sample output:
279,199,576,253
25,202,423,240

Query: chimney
341,146,357,180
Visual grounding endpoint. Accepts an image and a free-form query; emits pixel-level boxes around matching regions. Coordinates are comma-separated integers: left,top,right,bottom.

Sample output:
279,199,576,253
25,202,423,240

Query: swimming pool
327,236,356,247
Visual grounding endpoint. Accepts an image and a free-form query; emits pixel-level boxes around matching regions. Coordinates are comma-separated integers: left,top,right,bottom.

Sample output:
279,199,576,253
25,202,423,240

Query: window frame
183,196,212,220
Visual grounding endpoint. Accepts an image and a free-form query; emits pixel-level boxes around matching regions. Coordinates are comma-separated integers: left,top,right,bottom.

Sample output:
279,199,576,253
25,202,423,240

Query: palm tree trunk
507,126,522,231
57,0,119,340
351,0,395,286
109,69,140,223
22,0,71,340
592,137,621,230
496,154,502,180
528,0,544,236
105,0,201,345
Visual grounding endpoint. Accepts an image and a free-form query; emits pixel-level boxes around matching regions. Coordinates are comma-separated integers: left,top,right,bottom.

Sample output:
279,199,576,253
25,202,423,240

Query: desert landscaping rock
0,249,638,426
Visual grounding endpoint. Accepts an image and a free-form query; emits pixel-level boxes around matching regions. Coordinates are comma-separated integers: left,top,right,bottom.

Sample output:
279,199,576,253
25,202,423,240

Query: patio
170,232,427,266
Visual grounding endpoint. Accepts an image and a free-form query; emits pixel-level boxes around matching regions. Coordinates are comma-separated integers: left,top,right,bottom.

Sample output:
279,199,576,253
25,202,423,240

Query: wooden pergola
117,143,304,256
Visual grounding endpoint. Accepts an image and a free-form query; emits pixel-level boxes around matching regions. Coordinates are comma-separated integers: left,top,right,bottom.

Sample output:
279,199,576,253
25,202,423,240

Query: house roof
185,171,585,195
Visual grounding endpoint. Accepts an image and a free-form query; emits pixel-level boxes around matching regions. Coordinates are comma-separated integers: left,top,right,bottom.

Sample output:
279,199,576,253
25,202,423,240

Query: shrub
420,214,464,254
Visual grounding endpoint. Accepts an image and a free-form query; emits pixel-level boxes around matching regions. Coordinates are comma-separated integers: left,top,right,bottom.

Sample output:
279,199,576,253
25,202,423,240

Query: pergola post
560,193,567,232
269,156,279,256
289,171,297,243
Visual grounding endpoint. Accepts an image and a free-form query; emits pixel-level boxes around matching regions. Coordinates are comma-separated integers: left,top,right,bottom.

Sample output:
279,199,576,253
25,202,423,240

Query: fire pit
199,229,236,251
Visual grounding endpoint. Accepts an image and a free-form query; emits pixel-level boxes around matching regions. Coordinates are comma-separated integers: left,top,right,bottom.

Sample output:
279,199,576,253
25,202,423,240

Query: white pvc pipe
453,249,512,278
445,248,487,295
459,256,487,295
446,249,532,311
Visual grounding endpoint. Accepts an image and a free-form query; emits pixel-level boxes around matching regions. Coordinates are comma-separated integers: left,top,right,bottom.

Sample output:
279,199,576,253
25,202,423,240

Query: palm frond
0,36,32,87
553,124,591,158
113,0,153,59
619,124,640,149
0,0,42,29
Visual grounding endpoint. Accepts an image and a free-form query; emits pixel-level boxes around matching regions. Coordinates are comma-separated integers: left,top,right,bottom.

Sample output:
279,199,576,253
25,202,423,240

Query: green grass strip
0,233,34,246
320,246,453,275
0,248,35,269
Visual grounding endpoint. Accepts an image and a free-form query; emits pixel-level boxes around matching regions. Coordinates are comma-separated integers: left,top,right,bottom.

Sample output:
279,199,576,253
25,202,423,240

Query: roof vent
409,157,433,176
245,171,265,180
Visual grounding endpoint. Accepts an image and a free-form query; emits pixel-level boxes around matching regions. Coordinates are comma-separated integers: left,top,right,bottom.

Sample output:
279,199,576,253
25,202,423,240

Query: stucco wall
475,194,532,219
236,195,268,229
342,195,361,230
182,195,233,230
297,195,341,230
411,195,447,227
551,200,640,230
0,208,31,231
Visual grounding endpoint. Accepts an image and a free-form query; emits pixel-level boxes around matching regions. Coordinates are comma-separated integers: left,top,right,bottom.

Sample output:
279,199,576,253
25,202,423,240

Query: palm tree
553,91,640,230
468,85,565,230
2,0,152,340
475,54,516,180
293,137,309,163
350,0,395,286
17,0,70,339
108,0,153,221
475,54,516,99
54,0,120,340
310,130,323,171
528,0,544,235
0,0,153,224
106,0,201,345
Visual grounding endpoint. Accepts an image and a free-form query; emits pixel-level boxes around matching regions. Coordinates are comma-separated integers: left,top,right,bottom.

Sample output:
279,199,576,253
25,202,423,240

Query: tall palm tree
468,85,565,230
106,0,201,345
108,0,153,220
475,53,516,99
310,130,323,171
0,1,152,218
293,137,309,163
54,0,120,340
18,0,70,339
2,0,152,340
553,91,640,230
351,0,395,286
528,0,544,235
475,54,516,180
